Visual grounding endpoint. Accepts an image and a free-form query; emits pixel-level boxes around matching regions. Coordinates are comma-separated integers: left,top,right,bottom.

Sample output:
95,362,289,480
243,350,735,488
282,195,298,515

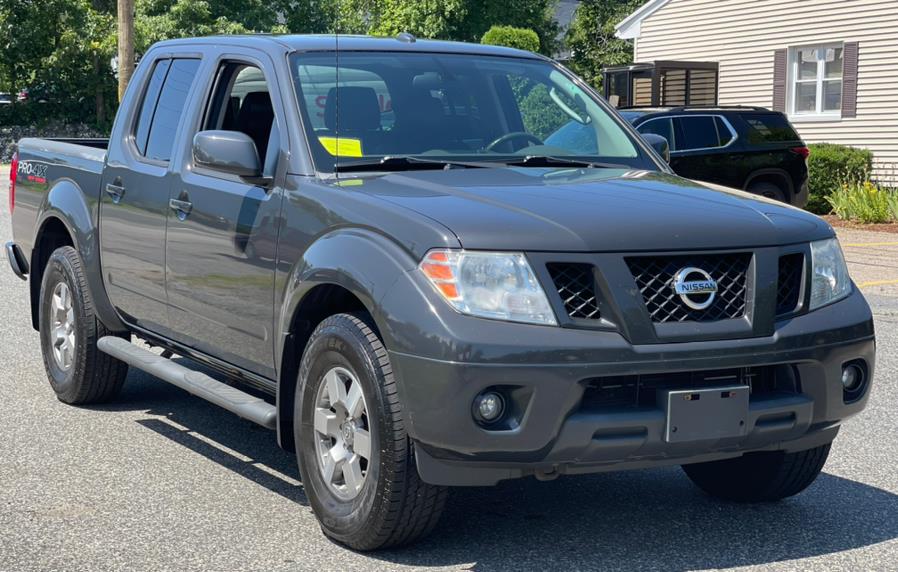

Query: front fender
275,227,422,368
274,227,442,450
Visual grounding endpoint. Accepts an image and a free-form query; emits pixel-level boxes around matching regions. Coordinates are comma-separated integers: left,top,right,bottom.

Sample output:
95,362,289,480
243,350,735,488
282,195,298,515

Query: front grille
626,253,751,323
580,365,797,411
776,253,804,315
547,263,600,320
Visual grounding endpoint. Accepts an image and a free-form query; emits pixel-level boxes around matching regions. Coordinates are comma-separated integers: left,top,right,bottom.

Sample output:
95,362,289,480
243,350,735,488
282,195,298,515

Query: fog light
841,364,863,391
474,392,505,424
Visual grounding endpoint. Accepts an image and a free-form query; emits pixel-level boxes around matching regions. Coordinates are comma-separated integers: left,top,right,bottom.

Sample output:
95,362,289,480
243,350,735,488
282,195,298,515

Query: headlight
809,238,851,310
419,249,557,325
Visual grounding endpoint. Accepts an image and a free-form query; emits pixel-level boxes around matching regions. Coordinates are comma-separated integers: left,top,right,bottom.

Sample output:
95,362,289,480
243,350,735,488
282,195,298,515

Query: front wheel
682,444,830,502
39,246,129,404
295,313,447,550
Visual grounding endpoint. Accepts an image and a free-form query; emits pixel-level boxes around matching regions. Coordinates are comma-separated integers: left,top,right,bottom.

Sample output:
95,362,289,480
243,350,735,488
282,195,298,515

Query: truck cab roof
152,34,544,60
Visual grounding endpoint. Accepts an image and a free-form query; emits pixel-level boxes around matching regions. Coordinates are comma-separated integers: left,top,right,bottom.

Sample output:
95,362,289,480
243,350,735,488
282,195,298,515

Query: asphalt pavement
1,171,897,571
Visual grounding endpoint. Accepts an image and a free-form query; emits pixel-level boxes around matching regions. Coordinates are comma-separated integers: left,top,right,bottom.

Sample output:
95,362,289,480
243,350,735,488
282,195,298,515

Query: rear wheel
682,444,830,502
39,246,129,404
748,181,788,203
295,313,447,550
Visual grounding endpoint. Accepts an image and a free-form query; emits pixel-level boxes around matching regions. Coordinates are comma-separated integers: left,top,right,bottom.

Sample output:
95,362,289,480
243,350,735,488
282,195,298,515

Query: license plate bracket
661,385,749,443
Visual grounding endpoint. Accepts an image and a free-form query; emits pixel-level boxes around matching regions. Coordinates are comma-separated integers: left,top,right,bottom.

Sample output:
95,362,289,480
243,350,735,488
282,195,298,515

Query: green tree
566,0,641,89
370,0,559,55
481,25,540,53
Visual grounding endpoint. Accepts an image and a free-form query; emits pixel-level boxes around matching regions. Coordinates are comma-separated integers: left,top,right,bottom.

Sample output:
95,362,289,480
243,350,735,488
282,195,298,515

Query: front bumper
386,290,875,486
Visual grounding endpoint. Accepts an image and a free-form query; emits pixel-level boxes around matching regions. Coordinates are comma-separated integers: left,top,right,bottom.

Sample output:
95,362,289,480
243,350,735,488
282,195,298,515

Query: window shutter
772,49,787,112
842,41,859,118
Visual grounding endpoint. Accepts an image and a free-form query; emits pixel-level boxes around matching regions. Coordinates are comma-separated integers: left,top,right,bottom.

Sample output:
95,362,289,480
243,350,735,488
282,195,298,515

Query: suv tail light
8,150,17,214
790,146,810,159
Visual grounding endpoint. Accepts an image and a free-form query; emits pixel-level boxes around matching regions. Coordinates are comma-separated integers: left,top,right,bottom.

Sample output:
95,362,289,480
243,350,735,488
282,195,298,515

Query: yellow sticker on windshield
318,136,363,157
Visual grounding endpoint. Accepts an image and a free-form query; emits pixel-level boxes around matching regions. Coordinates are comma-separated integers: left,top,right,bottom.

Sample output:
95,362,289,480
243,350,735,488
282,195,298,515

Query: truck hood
350,167,832,252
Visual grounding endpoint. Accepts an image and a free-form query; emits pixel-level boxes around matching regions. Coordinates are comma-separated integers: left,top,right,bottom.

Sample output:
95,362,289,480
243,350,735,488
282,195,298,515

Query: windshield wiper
498,155,629,169
333,156,490,173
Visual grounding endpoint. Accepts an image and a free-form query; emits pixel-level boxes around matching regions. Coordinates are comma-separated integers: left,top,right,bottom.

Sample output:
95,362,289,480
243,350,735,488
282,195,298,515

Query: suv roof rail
665,105,770,112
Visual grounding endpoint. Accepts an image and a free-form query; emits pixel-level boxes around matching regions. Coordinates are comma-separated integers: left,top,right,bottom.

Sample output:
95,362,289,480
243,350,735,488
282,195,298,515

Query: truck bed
10,138,109,256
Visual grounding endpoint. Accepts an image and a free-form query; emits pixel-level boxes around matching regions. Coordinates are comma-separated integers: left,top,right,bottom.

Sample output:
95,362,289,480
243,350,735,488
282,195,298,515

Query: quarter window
790,45,842,116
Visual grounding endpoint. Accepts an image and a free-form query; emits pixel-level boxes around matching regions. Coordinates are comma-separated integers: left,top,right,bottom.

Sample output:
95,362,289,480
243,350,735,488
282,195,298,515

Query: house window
790,45,842,118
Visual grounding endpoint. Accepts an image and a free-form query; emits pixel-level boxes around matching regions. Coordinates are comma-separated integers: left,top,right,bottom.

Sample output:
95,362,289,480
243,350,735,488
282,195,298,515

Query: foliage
0,0,564,128
827,180,898,224
0,0,118,127
565,0,641,89
370,0,560,55
481,25,540,53
807,143,874,214
518,84,569,140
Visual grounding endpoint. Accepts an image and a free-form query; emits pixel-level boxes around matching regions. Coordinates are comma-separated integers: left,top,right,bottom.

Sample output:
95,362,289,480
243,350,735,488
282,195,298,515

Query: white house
615,0,898,178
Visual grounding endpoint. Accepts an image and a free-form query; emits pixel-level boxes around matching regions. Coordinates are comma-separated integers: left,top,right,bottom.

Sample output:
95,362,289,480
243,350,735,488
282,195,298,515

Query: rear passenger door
670,115,741,188
100,57,201,334
164,53,287,379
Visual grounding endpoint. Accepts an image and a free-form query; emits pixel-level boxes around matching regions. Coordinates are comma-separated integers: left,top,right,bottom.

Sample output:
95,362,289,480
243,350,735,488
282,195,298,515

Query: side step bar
98,336,276,430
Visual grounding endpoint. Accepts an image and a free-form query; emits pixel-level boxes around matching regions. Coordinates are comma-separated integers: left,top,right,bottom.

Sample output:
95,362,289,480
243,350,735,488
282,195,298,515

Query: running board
98,336,277,430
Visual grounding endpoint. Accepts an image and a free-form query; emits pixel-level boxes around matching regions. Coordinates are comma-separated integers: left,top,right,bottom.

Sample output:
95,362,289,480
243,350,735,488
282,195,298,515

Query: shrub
807,143,873,214
827,180,896,224
481,26,541,53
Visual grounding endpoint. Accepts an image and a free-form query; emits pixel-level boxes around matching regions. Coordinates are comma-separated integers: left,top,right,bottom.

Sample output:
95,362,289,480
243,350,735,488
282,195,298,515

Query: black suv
547,106,810,206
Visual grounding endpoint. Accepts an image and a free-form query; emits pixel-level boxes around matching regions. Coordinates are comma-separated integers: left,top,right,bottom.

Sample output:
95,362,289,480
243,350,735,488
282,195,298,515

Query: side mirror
193,130,261,178
641,133,670,164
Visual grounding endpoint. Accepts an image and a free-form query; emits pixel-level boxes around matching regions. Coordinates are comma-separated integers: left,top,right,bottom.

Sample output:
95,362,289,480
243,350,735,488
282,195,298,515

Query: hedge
807,143,873,214
481,26,541,53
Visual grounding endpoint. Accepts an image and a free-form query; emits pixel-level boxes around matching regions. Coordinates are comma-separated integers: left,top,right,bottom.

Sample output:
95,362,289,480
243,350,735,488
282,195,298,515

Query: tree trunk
117,0,135,101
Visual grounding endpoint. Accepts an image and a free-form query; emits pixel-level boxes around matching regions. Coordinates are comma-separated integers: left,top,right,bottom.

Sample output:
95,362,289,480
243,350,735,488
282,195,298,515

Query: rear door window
143,58,201,162
675,115,724,150
637,117,676,150
133,59,171,156
744,113,801,144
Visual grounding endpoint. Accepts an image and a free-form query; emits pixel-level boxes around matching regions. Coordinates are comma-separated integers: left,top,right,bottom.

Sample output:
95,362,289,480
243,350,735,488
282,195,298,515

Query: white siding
634,0,898,179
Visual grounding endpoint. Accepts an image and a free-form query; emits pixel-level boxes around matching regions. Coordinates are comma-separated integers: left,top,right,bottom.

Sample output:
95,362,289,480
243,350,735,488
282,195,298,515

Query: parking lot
1,169,897,571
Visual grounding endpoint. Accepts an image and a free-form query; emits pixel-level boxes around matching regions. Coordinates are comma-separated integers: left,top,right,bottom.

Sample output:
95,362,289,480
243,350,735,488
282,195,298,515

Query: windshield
290,51,655,172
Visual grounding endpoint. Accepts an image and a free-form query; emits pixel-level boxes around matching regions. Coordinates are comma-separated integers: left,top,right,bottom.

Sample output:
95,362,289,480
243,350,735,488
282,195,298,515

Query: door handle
105,183,125,204
169,198,193,220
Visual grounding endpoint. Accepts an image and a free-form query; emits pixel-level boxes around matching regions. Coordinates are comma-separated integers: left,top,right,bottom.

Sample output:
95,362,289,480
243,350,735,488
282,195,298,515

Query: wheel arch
274,228,419,452
28,179,125,332
744,168,794,198
30,215,76,330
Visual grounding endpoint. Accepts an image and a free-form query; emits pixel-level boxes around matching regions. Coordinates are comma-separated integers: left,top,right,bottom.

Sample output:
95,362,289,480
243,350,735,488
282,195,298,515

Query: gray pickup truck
5,35,875,550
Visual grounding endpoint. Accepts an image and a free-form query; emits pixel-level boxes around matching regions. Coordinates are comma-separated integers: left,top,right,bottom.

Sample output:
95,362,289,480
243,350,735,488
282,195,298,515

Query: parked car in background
547,106,810,206
16,85,51,104
0,93,13,105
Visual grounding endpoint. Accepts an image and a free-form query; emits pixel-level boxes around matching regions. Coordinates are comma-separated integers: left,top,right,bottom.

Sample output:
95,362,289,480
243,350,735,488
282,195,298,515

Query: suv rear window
744,113,801,144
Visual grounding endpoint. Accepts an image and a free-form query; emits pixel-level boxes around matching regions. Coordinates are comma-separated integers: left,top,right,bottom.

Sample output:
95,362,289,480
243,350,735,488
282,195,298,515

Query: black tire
748,181,788,203
295,313,447,551
682,443,831,502
38,246,129,404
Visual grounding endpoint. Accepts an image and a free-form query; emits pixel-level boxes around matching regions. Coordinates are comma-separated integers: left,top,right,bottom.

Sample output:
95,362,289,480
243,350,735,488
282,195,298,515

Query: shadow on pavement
95,366,897,570
93,366,307,506
374,467,898,571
